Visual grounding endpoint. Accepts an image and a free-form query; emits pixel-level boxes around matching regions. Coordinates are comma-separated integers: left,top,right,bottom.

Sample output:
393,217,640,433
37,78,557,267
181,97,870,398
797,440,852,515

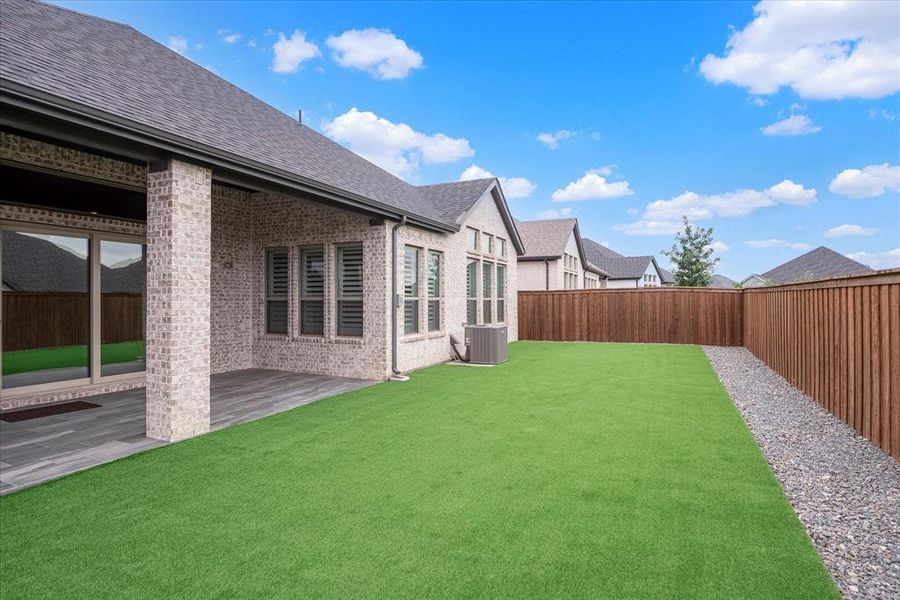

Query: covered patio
0,369,375,494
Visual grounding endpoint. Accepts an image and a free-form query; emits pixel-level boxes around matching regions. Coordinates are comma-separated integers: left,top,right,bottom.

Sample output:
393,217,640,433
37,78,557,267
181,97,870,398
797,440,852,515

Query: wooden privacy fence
518,288,743,346
2,292,143,351
518,271,900,460
743,272,899,460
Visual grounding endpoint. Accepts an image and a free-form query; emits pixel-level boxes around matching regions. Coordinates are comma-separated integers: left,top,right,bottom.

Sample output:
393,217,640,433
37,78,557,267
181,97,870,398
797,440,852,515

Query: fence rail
518,271,900,460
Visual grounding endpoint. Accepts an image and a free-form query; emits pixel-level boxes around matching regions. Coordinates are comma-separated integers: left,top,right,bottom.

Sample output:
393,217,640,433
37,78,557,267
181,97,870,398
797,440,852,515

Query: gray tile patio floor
0,369,376,494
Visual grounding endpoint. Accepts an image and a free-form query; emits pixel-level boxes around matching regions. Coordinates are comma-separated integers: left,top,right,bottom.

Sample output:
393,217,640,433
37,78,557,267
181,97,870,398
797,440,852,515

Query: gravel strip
703,346,899,600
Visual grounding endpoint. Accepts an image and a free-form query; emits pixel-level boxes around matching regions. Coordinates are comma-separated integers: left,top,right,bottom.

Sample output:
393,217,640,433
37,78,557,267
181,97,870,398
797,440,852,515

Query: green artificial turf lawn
2,341,144,375
0,343,837,599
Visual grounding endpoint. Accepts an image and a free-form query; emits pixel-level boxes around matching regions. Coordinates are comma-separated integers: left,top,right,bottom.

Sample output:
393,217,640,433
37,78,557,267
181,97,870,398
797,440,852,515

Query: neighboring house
658,267,675,286
740,246,874,288
708,274,736,289
582,239,666,288
515,219,608,290
0,0,524,442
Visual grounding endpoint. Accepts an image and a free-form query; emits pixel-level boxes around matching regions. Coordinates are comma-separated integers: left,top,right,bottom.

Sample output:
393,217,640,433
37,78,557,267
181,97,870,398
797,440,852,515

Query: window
497,238,507,257
300,247,324,335
336,243,363,337
266,248,289,334
404,246,420,334
427,251,441,332
482,261,493,323
563,252,579,289
496,264,506,322
466,259,478,324
467,227,479,252
484,233,494,256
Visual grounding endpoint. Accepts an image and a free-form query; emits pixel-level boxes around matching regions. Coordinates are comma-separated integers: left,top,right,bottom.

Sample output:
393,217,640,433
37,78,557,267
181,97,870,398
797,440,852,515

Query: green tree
662,216,720,287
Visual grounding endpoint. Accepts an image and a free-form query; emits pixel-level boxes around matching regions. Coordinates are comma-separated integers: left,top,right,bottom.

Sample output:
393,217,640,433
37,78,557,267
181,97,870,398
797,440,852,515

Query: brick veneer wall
145,159,212,441
397,189,518,373
250,193,392,381
211,185,253,373
0,131,146,188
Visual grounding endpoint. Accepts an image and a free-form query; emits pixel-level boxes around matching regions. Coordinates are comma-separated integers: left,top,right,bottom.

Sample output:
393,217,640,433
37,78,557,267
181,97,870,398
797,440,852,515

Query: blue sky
57,0,900,279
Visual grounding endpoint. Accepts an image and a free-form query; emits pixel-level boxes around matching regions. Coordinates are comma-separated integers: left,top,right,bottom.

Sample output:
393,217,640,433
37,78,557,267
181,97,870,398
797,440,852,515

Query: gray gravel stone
704,346,899,600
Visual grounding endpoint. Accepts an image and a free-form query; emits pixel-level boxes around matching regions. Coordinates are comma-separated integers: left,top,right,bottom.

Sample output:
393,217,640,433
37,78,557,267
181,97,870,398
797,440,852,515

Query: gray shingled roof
658,267,674,284
2,231,144,293
582,238,625,263
417,178,497,224
709,274,736,288
760,246,874,284
590,255,656,279
0,0,511,237
516,218,579,258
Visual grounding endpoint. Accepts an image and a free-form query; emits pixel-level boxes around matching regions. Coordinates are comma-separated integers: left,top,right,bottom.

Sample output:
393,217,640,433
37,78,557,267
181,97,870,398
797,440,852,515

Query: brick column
145,158,212,441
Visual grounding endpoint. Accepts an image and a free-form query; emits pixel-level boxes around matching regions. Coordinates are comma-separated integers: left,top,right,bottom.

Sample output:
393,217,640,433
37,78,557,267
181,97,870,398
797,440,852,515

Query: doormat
0,401,101,422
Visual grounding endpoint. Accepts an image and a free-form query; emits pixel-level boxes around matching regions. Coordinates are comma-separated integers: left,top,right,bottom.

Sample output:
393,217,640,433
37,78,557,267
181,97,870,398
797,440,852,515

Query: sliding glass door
1,225,146,394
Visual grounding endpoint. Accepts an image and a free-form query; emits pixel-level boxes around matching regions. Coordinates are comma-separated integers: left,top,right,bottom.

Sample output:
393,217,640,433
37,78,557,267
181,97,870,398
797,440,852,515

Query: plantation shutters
466,259,478,324
404,246,420,335
300,247,324,335
266,248,289,334
427,251,441,332
336,244,363,337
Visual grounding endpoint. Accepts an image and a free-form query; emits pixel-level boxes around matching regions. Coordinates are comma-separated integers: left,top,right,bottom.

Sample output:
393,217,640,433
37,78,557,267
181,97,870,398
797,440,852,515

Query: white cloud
700,1,900,100
217,28,242,44
824,224,880,238
829,163,900,198
762,114,821,136
614,179,816,235
326,29,423,80
247,39,257,49
321,108,474,179
459,165,535,199
272,30,321,74
706,241,730,253
767,179,818,205
868,108,896,122
536,207,575,220
536,130,575,149
751,96,769,107
168,36,188,55
744,239,811,250
846,248,900,270
551,169,635,202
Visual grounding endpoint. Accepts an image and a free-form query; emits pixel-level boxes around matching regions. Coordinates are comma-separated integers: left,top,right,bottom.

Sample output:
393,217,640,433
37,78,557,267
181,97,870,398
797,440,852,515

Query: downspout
390,216,409,380
544,259,550,290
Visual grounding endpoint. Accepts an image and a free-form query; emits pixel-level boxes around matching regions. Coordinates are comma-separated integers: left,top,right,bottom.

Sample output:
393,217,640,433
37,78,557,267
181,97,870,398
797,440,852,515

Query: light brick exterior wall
1,134,522,413
0,131,146,188
396,191,518,372
250,193,392,381
518,260,553,291
211,185,253,373
145,159,212,441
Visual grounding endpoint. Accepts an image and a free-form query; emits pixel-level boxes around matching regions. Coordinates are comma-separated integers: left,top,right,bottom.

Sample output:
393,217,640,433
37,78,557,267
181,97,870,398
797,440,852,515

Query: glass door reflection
100,241,145,376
